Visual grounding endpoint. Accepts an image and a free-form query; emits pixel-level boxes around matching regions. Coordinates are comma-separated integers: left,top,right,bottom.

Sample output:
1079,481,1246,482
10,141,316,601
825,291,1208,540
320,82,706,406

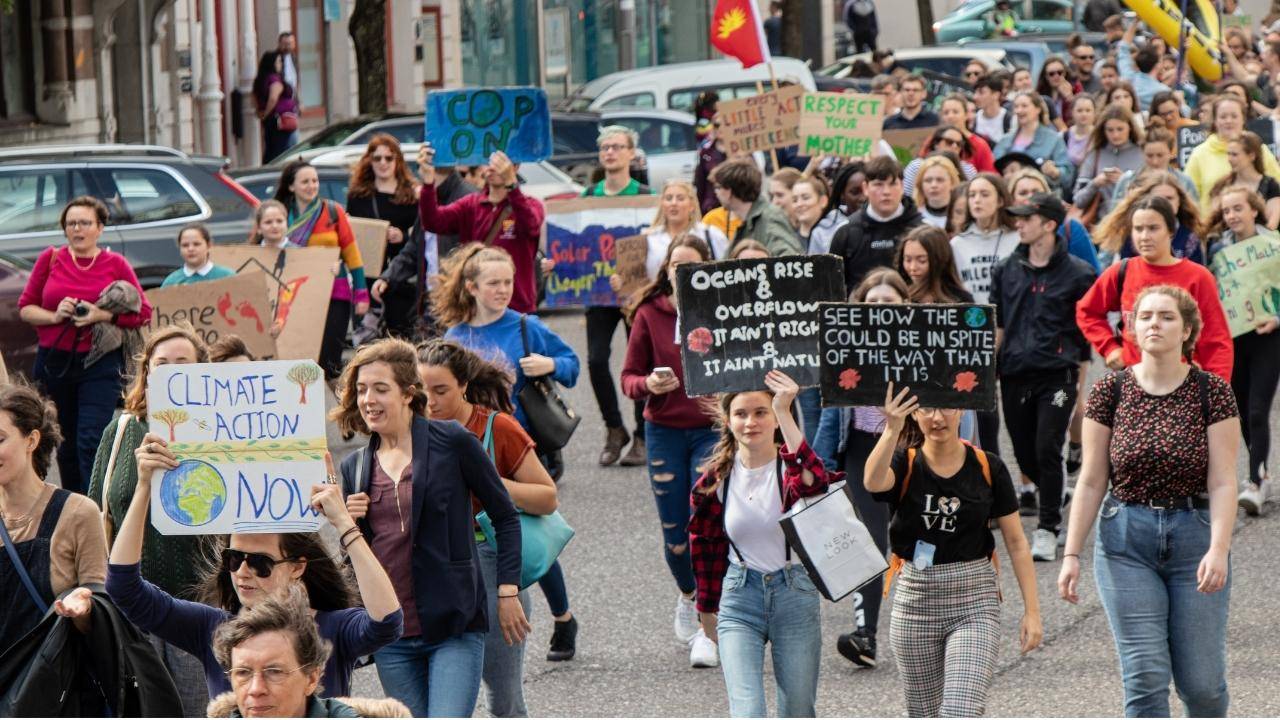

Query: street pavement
336,310,1280,718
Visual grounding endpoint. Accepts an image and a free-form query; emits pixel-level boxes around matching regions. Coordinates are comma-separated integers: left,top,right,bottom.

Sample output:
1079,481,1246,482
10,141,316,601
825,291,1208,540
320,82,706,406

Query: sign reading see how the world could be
145,361,329,535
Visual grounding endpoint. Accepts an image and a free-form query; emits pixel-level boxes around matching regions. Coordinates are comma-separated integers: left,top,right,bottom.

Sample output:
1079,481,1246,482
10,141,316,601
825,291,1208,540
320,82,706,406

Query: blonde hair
123,325,209,419
649,179,704,233
430,244,516,328
912,156,961,210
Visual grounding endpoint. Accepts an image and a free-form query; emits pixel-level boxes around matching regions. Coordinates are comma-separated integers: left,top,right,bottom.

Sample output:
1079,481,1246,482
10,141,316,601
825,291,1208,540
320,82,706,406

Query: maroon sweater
621,294,717,429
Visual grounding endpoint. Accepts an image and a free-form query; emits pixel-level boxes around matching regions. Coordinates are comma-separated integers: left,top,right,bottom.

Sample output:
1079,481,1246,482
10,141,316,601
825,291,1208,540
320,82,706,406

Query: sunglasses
1074,53,1095,60
222,548,292,578
371,155,396,163
964,70,983,77
1046,69,1064,76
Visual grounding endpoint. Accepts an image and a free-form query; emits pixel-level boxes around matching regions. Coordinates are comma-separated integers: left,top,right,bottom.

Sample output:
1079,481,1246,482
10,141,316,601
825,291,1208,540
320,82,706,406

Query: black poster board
675,256,845,396
817,302,998,411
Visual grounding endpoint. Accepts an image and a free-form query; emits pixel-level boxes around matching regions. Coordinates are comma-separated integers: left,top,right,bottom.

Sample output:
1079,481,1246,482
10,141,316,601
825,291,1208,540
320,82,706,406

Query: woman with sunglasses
1035,56,1080,131
903,127,977,197
937,93,996,173
349,135,421,339
102,440,402,704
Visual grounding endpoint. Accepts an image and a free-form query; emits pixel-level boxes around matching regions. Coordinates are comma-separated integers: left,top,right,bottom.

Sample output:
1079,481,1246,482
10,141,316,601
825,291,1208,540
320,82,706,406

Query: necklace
0,486,45,532
69,248,100,272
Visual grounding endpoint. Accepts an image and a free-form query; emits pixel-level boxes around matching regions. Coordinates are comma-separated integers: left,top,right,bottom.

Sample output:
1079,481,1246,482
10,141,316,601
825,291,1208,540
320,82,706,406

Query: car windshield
286,120,369,155
561,76,617,112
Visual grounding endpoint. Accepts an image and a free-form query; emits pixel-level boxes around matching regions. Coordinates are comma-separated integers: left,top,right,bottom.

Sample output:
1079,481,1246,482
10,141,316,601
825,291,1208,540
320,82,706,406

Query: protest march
5,0,1280,717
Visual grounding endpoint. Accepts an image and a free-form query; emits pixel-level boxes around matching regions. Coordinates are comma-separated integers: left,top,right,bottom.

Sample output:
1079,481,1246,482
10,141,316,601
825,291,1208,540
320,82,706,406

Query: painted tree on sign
153,409,190,442
287,363,322,404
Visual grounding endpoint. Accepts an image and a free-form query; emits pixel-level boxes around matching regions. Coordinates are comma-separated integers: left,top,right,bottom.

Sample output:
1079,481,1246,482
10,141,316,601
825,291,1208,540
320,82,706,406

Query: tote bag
779,480,888,602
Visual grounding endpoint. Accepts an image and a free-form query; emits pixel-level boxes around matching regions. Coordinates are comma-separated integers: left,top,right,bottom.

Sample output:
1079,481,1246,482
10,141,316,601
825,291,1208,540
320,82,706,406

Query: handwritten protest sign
818,303,998,411
798,91,886,158
613,235,650,299
348,216,391,275
1178,124,1208,168
145,361,328,535
885,126,939,167
426,87,552,165
542,196,659,308
146,272,277,360
212,246,337,362
1209,234,1280,337
716,85,804,155
675,256,844,395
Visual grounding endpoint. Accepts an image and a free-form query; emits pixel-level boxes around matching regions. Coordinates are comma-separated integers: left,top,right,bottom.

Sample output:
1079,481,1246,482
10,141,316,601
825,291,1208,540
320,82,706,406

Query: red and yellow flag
710,0,772,69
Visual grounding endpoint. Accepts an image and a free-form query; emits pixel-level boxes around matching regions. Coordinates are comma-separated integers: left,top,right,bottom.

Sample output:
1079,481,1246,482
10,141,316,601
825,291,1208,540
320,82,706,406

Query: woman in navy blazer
334,338,526,718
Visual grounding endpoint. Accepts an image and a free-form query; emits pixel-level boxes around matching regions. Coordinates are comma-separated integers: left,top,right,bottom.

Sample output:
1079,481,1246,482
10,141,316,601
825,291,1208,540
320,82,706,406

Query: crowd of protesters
4,12,1279,717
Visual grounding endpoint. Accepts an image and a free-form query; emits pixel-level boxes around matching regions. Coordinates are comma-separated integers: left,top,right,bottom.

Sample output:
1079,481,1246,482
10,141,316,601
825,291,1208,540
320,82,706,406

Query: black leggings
976,408,1001,457
1231,329,1280,486
1000,370,1077,531
842,427,891,635
585,306,644,430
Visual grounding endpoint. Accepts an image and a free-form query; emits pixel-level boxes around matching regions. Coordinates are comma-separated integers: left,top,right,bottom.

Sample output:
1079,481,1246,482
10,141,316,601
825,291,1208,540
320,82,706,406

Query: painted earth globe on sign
160,459,227,527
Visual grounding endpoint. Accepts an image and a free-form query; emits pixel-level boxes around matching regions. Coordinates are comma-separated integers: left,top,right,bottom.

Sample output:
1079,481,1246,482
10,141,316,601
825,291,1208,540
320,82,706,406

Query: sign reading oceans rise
798,91,885,158
1209,234,1280,337
818,303,998,411
145,272,277,360
146,361,329,535
542,196,659,308
676,256,844,395
425,87,553,165
716,85,805,154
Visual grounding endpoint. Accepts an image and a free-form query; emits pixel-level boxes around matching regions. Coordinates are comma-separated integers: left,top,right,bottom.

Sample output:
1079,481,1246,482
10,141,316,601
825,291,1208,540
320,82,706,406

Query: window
600,92,656,109
552,119,602,155
0,4,34,121
350,121,425,146
669,85,756,113
612,118,696,155
1031,0,1071,20
97,168,202,225
0,169,90,234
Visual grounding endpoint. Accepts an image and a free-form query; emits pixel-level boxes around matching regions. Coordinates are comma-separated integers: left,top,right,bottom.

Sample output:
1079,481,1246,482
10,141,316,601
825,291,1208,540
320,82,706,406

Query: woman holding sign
1205,186,1280,515
687,370,838,718
863,384,1042,717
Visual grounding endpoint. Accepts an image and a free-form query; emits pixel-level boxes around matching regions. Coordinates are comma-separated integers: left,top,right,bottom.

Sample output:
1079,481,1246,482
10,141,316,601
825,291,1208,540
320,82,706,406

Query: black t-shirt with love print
873,447,1019,565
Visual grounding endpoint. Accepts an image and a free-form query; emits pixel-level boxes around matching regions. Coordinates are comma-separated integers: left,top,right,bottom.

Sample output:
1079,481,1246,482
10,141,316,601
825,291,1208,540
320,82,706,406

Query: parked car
558,57,816,114
229,165,353,205
271,113,425,166
0,250,38,380
0,145,258,288
933,0,1078,43
1020,31,1110,60
550,109,697,191
949,39,1054,81
820,48,1012,81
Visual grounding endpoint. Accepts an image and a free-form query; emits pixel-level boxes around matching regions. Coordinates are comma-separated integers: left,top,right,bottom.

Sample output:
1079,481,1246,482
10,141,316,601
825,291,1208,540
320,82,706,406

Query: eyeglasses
916,407,962,418
936,136,962,147
225,665,312,688
599,142,630,152
371,155,396,163
222,548,292,578
64,219,98,229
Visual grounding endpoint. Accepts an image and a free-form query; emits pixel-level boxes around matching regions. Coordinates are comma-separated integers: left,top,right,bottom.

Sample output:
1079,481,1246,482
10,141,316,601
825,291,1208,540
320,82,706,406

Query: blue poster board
541,197,659,308
425,87,553,166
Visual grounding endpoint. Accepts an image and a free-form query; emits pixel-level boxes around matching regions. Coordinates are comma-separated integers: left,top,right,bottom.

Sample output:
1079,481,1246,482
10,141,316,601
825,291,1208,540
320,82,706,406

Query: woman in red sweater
1076,196,1234,382
620,234,721,669
17,196,151,494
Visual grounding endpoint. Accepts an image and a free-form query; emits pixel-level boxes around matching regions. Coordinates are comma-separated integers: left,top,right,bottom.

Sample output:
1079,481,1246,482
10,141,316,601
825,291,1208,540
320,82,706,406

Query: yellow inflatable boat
1122,0,1223,82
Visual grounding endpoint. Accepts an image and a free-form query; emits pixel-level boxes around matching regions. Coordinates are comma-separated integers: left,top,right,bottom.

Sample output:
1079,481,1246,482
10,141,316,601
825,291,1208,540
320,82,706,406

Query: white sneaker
689,629,720,668
1031,528,1057,562
674,593,699,644
1239,484,1265,517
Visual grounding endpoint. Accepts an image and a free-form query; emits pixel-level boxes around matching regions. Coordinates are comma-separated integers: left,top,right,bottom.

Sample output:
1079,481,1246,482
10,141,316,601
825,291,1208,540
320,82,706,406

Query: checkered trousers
889,558,1002,718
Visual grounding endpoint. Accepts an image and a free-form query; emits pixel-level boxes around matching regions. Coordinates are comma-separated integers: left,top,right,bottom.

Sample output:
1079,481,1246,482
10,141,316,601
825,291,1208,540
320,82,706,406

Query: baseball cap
1008,192,1067,225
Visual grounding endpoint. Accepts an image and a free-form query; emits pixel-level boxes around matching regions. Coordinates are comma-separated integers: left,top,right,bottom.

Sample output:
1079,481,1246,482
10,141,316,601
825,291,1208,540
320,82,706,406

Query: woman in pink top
17,196,151,494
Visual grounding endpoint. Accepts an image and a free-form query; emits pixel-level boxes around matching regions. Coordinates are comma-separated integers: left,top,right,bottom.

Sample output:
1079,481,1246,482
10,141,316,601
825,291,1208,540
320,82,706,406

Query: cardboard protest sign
212,246,338,362
798,92,886,158
348,216,391,275
426,87,553,165
1209,233,1280,337
613,235,650,299
818,303,998,411
542,196,659,308
884,126,939,167
1177,124,1208,168
675,256,844,395
716,85,804,155
146,272,277,360
145,361,328,535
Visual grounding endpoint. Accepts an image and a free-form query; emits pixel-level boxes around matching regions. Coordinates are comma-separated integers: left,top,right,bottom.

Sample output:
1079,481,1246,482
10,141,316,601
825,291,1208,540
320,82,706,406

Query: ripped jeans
645,421,719,594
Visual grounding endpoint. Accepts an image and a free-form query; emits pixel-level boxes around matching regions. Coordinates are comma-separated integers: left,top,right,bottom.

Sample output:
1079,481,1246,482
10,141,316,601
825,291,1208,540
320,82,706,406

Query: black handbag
516,314,581,452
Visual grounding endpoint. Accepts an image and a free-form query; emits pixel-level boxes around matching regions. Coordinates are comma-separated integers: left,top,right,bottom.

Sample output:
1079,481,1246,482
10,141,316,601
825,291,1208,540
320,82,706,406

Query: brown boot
599,426,630,466
619,433,647,467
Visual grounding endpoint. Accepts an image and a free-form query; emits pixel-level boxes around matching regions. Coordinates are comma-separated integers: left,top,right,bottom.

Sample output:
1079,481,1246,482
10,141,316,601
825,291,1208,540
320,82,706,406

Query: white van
561,57,816,114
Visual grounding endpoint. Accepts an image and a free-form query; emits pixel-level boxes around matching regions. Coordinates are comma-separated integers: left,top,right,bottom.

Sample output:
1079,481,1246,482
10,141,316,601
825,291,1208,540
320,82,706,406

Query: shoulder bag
100,413,133,547
516,315,581,452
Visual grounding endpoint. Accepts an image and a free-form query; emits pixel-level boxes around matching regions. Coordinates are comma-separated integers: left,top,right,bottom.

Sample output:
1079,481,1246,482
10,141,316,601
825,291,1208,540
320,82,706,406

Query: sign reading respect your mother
798,92,886,158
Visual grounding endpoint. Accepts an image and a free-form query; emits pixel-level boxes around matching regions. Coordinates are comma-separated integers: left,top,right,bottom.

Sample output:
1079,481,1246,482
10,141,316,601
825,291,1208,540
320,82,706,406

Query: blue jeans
373,632,485,717
717,563,822,718
1094,496,1231,718
33,347,123,494
645,421,718,594
796,387,821,448
477,540,531,717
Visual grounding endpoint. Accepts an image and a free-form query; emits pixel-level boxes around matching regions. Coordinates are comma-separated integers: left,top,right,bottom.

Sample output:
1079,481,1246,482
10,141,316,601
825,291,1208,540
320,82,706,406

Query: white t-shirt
975,108,1009,145
644,223,729,279
720,455,787,573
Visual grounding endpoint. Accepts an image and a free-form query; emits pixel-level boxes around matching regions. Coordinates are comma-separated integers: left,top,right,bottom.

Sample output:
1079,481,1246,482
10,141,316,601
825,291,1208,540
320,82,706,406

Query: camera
73,303,90,318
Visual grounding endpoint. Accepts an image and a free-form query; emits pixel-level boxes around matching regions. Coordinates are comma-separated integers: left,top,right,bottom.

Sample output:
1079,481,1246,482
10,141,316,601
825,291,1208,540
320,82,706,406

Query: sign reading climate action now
818,303,998,411
675,256,844,396
798,91,885,157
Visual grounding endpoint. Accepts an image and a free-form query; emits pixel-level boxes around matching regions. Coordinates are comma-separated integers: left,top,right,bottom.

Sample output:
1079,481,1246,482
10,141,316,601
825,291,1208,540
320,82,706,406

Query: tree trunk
349,0,387,115
781,0,805,58
918,0,936,45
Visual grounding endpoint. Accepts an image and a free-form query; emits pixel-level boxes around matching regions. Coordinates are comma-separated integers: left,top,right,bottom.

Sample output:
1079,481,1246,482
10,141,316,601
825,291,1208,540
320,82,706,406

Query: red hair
348,133,418,205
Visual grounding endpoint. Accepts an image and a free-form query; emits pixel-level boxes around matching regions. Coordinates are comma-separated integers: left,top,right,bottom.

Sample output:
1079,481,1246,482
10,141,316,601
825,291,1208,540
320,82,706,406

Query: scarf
287,199,325,247
84,280,143,377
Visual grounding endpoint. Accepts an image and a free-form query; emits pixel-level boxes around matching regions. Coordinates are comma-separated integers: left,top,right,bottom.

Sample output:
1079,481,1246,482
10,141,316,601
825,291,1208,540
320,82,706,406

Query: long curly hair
197,533,357,614
415,339,515,415
122,325,210,420
1094,172,1202,255
1205,184,1267,239
347,134,418,206
329,338,428,436
430,244,516,329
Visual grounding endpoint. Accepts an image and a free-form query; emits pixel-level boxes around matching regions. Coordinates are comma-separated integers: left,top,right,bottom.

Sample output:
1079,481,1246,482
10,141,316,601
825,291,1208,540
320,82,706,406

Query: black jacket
381,172,478,287
340,415,521,644
0,588,184,717
828,198,923,292
990,238,1096,377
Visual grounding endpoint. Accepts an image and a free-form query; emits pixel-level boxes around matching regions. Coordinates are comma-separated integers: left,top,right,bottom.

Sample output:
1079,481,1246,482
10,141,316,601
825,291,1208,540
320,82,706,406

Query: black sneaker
547,616,578,661
1065,442,1082,475
1019,490,1039,517
836,628,877,668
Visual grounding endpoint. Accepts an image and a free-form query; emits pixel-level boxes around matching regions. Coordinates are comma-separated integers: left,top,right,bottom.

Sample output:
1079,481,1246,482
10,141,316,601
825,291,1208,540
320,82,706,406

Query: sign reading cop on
716,85,804,155
798,92,885,157
818,303,998,411
1209,233,1280,337
145,361,329,535
542,196,659,308
675,256,844,396
426,87,552,166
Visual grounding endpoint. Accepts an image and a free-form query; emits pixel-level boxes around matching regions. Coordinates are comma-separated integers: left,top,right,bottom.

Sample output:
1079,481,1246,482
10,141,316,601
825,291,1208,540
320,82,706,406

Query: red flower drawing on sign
687,327,714,354
953,371,979,393
838,368,861,390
